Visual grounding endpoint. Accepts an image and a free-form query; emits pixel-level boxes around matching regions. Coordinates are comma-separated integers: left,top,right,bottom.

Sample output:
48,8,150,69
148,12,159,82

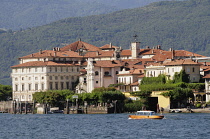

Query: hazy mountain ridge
0,0,180,30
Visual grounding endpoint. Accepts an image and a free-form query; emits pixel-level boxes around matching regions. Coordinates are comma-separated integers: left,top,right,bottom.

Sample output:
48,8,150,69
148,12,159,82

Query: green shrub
196,103,202,108
124,100,143,112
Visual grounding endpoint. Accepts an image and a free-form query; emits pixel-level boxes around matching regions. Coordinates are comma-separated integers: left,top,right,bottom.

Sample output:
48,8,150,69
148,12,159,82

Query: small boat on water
128,110,164,119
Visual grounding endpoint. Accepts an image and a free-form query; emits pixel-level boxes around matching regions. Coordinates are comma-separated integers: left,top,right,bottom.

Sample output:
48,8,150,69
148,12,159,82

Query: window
29,68,31,72
50,76,52,80
29,77,31,80
55,76,58,80
66,82,69,89
35,84,38,90
116,71,119,74
192,67,195,72
49,82,53,90
95,71,99,76
35,77,38,80
55,82,58,90
96,81,98,84
61,67,63,72
22,84,25,91
15,84,18,91
61,76,63,80
41,83,44,90
50,67,52,72
42,76,44,80
66,67,68,72
15,78,18,81
104,71,109,76
29,95,31,100
84,78,87,83
35,68,38,72
28,84,31,91
55,67,57,72
66,76,69,80
61,82,64,90
22,77,24,80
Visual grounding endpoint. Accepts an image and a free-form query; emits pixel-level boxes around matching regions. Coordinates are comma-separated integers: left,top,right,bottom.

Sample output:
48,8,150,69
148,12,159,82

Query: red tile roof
130,81,139,86
203,74,210,78
163,59,200,66
20,50,83,59
100,44,119,49
11,61,77,68
94,60,123,67
174,50,205,57
60,41,100,52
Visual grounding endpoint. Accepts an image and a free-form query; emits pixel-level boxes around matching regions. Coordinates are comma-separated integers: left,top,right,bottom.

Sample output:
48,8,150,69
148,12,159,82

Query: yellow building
151,91,170,110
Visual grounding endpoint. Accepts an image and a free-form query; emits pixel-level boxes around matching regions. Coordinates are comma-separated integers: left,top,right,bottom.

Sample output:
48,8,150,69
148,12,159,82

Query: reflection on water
0,113,210,139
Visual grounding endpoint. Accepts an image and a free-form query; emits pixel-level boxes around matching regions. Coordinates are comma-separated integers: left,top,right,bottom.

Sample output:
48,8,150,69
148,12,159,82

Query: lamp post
66,99,69,114
13,100,16,114
113,100,117,114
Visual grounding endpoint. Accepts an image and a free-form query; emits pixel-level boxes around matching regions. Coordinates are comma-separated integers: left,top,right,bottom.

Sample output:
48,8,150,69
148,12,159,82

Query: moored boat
128,110,164,119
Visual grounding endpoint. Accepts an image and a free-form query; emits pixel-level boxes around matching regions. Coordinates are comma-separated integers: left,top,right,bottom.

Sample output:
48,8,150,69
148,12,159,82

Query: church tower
86,58,95,93
131,34,140,59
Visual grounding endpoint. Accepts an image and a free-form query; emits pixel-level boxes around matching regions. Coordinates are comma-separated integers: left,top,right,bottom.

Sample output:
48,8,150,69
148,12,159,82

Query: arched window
104,71,109,76
95,71,99,76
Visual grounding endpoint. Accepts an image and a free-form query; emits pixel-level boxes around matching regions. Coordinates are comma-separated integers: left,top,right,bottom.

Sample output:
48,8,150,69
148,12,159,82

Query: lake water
1,113,210,139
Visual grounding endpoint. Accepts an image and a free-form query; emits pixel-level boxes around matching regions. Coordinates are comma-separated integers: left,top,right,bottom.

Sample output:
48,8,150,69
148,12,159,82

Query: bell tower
131,34,140,59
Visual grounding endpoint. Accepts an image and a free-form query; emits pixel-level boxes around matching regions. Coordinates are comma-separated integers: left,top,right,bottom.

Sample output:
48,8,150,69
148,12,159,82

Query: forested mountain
0,0,209,85
0,0,181,30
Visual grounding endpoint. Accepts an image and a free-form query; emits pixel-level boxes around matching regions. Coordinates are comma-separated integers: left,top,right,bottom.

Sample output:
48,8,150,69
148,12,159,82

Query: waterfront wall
0,101,13,113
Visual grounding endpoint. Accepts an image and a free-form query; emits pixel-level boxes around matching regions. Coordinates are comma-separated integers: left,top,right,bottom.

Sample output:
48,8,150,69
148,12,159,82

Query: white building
11,40,206,102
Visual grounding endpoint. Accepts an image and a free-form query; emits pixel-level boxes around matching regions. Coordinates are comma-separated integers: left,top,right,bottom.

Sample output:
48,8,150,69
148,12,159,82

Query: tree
173,70,189,83
33,90,74,107
0,84,12,101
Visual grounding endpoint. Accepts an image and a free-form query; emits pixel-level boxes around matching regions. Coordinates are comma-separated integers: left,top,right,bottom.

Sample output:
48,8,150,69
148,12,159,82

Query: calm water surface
1,113,210,139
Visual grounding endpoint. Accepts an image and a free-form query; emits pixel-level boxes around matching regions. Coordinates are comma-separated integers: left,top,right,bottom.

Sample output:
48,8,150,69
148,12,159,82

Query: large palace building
11,39,209,102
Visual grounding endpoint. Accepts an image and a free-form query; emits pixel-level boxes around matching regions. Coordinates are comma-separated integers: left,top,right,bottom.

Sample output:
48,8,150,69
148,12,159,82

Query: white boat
128,110,164,119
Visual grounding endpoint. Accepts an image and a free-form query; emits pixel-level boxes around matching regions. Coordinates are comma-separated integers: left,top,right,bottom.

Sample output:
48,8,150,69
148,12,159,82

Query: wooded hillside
0,0,177,30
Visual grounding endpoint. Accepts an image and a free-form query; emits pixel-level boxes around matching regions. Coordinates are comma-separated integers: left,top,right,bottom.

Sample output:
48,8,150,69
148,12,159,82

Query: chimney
204,62,206,66
39,49,42,54
96,51,99,56
172,50,175,59
110,43,112,48
157,45,161,49
54,52,56,57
